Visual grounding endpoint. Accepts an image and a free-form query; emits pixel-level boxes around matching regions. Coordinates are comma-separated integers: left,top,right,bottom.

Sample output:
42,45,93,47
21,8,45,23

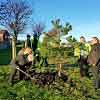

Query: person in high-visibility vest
74,43,81,59
74,36,91,77
39,36,49,67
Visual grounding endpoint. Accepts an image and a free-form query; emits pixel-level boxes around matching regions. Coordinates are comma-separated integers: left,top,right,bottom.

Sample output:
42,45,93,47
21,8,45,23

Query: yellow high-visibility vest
74,42,91,58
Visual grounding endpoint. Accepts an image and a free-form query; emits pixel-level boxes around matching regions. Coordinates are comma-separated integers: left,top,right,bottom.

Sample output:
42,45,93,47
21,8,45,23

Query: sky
32,0,100,41
0,0,100,41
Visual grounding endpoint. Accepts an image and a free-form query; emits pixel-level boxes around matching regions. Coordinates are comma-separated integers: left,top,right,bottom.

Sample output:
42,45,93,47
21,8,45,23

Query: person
9,47,33,84
32,34,38,53
87,37,100,89
74,36,91,77
33,48,41,67
39,36,49,67
26,34,31,48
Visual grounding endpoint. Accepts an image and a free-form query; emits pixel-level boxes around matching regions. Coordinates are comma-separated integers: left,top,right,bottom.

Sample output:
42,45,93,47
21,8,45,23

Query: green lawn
0,47,21,65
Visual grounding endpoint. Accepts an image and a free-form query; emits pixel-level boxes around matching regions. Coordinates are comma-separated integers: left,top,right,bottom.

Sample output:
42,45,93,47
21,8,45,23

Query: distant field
0,47,21,65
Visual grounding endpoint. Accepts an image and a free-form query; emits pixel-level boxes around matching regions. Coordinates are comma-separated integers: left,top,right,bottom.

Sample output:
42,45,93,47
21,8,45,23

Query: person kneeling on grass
9,47,33,84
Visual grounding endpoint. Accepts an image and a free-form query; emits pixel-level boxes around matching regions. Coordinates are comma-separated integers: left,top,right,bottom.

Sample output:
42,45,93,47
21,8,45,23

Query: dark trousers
40,57,48,67
92,61,100,89
78,56,89,77
9,65,26,84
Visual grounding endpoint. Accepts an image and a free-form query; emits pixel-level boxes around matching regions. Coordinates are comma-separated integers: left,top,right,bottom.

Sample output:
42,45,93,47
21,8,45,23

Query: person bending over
9,47,33,84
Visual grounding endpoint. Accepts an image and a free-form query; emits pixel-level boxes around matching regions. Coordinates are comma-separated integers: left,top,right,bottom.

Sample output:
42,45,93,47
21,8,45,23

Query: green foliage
50,19,72,46
48,47,74,59
0,65,100,100
51,19,62,29
67,35,77,43
61,22,72,35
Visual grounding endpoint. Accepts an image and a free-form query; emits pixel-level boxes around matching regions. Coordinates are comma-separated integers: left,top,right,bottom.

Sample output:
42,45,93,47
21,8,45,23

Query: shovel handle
16,66,32,79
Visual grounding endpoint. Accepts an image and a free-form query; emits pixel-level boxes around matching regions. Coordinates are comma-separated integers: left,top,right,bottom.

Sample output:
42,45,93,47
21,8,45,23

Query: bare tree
32,22,45,51
33,22,45,39
0,0,32,40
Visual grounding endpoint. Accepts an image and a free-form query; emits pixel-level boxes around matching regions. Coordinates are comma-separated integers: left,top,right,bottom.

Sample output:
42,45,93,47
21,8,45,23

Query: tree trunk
14,30,18,41
12,36,16,59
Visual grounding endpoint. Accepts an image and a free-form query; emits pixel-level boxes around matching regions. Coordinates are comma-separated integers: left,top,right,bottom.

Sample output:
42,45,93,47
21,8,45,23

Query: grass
0,47,21,65
0,47,100,99
0,48,12,65
0,65,100,100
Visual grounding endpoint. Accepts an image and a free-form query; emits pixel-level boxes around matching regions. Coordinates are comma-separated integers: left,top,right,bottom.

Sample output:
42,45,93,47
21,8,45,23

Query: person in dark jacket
26,34,31,48
87,37,100,89
77,36,91,77
32,34,38,53
9,47,33,84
